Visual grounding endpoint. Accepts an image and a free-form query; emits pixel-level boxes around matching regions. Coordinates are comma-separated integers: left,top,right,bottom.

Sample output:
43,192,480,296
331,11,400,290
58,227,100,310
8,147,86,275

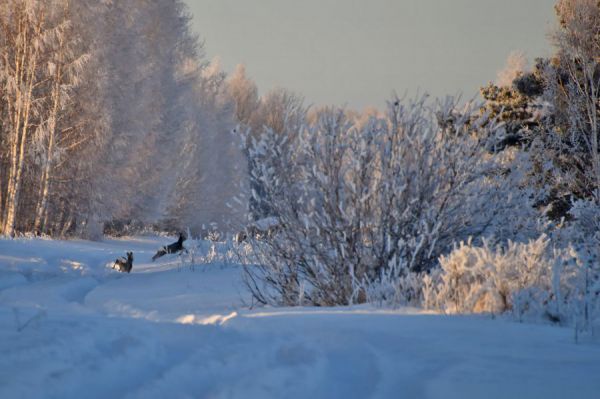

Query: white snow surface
0,236,599,399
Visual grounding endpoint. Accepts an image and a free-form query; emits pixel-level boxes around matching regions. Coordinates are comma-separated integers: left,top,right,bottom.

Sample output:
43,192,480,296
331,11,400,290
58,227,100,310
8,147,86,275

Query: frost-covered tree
243,96,534,306
227,64,260,128
166,58,247,236
0,0,50,235
87,4,247,237
480,0,600,221
33,1,90,234
0,0,247,238
480,56,546,152
551,0,600,201
0,0,92,236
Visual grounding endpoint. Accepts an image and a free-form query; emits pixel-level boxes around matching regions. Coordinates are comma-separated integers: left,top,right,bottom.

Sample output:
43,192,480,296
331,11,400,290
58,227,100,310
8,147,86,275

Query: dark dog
113,252,134,273
152,233,186,261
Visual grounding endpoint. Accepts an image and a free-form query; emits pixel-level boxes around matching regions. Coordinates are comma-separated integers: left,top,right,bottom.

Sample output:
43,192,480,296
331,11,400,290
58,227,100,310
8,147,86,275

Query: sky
186,0,557,110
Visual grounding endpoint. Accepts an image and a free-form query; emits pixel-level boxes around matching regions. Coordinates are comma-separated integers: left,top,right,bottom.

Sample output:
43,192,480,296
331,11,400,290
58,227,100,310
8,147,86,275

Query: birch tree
552,0,600,203
0,0,47,235
33,0,89,233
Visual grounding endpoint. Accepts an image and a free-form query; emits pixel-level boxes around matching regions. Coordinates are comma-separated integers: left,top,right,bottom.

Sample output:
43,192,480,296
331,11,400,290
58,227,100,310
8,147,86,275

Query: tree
0,0,246,238
227,64,260,127
0,0,47,235
478,1,600,220
243,96,528,306
552,0,600,203
165,57,247,236
246,88,306,220
33,0,90,234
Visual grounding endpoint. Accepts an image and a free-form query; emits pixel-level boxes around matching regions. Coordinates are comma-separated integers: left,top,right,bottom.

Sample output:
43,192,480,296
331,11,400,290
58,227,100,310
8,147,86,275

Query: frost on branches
433,234,599,332
242,95,535,307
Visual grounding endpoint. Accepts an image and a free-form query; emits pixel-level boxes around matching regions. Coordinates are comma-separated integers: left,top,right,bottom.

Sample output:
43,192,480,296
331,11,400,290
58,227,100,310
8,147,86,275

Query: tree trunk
35,60,63,233
2,13,26,234
4,39,38,236
2,7,43,236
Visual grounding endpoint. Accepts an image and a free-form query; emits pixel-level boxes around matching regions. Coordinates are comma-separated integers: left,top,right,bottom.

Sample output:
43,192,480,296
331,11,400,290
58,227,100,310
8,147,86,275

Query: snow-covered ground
1,237,599,399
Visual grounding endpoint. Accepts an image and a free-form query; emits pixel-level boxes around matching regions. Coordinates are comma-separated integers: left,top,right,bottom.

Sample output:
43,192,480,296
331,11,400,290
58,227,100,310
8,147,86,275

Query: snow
1,236,599,398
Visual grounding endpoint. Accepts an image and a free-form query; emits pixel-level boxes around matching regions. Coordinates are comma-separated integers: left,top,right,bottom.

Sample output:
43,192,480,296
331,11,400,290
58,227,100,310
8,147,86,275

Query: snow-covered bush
568,199,600,251
243,95,536,306
434,234,600,329
436,236,553,315
178,236,255,269
356,268,433,308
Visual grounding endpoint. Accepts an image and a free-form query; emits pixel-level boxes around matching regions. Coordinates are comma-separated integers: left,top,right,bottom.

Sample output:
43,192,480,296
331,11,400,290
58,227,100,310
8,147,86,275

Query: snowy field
1,236,599,399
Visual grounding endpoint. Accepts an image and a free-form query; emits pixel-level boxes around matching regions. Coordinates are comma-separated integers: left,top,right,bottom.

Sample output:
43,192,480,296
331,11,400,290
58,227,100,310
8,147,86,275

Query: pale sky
186,0,557,110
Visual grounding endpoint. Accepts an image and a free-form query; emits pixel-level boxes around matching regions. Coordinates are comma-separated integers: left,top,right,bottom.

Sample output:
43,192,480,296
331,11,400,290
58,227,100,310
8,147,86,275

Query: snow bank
0,236,599,398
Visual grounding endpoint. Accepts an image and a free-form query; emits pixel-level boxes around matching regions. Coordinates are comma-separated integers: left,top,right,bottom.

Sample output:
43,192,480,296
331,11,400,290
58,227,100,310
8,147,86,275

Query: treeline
240,0,600,330
0,0,252,238
0,0,328,239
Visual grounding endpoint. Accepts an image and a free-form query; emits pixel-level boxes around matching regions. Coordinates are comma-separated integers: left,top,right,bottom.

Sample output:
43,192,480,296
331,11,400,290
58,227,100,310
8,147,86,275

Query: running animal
152,233,186,261
113,252,134,273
